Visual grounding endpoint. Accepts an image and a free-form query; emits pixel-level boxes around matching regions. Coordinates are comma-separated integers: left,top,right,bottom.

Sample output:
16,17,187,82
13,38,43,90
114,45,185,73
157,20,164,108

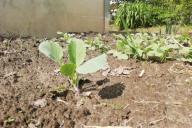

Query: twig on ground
149,117,166,126
131,99,192,106
56,97,69,105
123,104,130,110
131,99,160,104
139,70,145,77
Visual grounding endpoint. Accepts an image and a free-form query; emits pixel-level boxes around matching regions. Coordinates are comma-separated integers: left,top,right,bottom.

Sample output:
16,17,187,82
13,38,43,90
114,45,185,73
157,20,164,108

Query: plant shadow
98,83,125,99
79,78,110,92
79,79,94,92
51,90,70,100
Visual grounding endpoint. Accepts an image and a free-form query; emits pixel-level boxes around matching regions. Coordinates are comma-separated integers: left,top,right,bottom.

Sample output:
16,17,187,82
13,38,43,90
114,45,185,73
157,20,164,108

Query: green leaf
60,63,76,77
77,54,107,74
39,41,63,64
68,38,86,66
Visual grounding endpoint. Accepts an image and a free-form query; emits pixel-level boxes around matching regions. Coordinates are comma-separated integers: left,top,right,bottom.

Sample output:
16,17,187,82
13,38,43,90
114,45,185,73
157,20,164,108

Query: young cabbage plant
39,38,108,92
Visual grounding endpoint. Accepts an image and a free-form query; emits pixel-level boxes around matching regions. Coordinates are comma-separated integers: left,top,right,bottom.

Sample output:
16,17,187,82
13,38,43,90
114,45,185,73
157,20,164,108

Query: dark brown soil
0,35,192,128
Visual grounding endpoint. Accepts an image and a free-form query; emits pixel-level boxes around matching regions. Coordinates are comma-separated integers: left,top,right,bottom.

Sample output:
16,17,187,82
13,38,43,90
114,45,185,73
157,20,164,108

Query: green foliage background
115,0,192,29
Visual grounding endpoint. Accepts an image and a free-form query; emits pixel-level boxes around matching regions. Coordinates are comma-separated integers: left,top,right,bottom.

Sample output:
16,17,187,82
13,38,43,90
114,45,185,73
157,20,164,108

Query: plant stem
76,74,80,92
72,72,80,93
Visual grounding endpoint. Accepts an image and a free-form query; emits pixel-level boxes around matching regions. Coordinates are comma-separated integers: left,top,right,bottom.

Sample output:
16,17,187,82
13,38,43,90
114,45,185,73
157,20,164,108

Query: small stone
28,123,37,128
54,69,60,76
82,91,92,97
185,77,192,83
76,99,84,107
103,66,134,77
102,69,111,77
33,99,47,108
116,66,124,74
3,39,8,43
80,33,85,36
123,70,131,75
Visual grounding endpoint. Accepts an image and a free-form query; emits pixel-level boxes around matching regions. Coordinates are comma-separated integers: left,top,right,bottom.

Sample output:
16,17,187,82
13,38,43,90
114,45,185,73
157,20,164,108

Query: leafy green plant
39,38,107,92
85,34,110,53
115,2,153,29
114,34,145,59
112,33,192,62
144,42,170,61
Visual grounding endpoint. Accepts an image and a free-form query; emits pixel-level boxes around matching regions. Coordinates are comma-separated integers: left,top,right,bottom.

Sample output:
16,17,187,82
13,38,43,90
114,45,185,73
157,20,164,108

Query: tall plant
115,1,153,29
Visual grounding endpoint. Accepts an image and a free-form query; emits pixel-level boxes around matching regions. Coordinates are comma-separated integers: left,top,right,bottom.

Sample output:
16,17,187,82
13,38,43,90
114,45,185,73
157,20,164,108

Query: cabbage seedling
39,38,107,92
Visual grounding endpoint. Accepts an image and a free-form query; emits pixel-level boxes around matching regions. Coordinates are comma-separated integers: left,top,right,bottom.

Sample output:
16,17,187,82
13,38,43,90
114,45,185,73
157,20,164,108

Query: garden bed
0,33,192,128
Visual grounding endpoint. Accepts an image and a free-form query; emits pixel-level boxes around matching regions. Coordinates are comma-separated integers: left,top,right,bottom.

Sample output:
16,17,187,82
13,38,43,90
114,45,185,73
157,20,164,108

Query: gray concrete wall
0,0,106,37
104,0,110,31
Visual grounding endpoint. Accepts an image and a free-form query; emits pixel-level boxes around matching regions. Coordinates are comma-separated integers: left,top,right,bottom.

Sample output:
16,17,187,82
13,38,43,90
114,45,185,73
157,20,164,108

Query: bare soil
0,34,192,128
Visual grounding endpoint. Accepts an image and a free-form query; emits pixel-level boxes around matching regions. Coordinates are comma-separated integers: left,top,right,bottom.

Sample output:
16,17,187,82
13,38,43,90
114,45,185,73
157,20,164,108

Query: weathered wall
0,0,106,37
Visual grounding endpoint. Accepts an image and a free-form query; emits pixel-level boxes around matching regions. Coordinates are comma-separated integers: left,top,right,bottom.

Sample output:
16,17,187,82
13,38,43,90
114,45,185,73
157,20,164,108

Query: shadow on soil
51,90,70,100
79,78,110,92
98,83,125,99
